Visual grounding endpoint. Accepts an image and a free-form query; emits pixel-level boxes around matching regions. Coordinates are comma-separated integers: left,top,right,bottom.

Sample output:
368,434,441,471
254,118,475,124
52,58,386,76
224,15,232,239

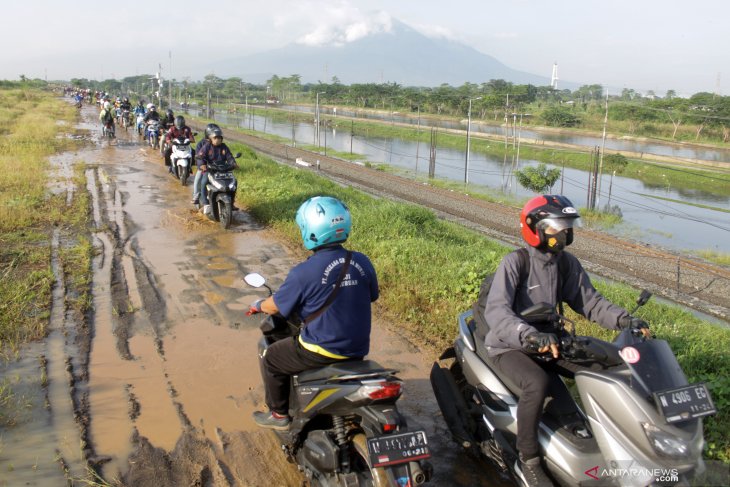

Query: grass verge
227,139,730,464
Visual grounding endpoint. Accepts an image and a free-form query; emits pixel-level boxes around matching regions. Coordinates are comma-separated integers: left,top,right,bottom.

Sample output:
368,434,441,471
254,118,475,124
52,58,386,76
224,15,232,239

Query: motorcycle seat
470,318,581,418
294,359,397,384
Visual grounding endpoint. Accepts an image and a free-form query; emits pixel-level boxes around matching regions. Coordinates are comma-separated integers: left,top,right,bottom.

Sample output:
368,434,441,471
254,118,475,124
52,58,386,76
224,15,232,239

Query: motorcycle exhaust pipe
409,461,427,485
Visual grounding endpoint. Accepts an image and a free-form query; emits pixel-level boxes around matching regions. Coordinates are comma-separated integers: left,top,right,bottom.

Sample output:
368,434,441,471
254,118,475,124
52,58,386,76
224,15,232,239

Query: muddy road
0,105,510,486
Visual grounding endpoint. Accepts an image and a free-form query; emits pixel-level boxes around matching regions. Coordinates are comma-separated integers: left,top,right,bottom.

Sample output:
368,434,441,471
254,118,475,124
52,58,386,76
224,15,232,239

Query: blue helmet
295,196,352,251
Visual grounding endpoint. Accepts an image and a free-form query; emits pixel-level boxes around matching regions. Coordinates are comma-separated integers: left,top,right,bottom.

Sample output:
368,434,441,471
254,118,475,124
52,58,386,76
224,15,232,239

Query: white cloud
295,8,392,46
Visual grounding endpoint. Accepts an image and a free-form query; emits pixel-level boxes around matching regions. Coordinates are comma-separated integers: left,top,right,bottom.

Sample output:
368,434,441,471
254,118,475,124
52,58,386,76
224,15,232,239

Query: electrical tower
550,63,559,90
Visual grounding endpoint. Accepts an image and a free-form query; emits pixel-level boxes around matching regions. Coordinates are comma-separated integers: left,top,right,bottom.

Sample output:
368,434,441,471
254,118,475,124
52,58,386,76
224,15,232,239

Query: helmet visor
536,217,581,233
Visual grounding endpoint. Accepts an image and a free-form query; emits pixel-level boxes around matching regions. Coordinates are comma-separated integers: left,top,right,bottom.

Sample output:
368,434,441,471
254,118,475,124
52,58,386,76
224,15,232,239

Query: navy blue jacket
273,245,379,358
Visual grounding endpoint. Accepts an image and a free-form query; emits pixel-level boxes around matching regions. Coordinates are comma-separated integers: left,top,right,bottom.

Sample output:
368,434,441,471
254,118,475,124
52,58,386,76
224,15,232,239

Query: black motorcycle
203,154,241,229
244,272,433,487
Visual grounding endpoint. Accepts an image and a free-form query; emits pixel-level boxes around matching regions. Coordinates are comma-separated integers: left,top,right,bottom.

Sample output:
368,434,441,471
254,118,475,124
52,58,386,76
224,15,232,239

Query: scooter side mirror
244,273,266,288
637,290,652,307
234,152,242,158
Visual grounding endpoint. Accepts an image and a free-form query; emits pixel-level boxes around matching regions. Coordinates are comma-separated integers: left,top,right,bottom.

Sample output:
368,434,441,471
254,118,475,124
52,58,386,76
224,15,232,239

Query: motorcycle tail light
347,379,403,402
366,381,402,400
383,423,397,433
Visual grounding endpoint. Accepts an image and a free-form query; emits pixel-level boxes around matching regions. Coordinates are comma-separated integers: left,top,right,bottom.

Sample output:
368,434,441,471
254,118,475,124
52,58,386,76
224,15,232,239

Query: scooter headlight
641,422,689,457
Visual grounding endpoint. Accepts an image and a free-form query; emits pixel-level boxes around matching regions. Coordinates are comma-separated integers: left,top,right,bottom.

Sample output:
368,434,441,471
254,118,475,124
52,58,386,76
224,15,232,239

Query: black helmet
204,123,221,139
174,115,185,129
123,97,129,103
209,127,223,139
166,109,174,118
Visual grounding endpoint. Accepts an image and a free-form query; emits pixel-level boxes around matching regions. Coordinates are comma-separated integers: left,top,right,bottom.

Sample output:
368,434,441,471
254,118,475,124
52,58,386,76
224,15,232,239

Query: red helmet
520,195,580,249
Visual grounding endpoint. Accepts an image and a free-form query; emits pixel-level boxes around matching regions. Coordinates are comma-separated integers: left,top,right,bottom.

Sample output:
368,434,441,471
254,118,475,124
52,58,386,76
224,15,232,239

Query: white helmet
146,103,153,110
103,101,111,110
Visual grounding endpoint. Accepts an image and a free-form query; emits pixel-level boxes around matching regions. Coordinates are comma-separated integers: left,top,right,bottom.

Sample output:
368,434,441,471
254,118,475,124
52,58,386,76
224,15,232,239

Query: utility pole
465,96,481,185
596,91,609,207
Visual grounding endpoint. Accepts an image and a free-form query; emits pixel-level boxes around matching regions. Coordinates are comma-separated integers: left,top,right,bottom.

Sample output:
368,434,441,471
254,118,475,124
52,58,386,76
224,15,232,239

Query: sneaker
190,198,198,205
516,455,553,487
202,204,212,216
252,411,290,430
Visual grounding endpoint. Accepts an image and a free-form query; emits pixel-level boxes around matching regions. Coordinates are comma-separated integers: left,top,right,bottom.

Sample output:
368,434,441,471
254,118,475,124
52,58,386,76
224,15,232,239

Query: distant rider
248,196,379,429
99,101,115,138
163,116,195,173
195,126,237,216
191,123,219,207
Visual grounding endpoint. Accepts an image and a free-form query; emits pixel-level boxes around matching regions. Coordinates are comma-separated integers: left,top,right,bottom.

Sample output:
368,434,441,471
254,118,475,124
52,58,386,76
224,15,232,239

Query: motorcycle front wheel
180,166,189,186
218,197,232,229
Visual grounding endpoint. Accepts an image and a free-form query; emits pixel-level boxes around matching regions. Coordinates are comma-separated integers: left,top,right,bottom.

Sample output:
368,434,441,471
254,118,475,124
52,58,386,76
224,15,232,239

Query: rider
143,104,161,139
119,97,132,125
99,101,115,137
163,115,195,173
191,123,219,207
483,194,651,487
161,108,175,131
195,126,237,216
248,196,379,429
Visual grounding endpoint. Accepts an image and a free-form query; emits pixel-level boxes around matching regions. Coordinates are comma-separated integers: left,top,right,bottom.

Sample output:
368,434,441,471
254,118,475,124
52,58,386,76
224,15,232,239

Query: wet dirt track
0,104,510,487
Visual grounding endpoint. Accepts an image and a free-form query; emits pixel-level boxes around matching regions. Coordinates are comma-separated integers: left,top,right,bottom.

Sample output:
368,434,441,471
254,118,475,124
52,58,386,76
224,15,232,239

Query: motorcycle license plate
213,172,233,179
653,383,716,423
367,430,430,467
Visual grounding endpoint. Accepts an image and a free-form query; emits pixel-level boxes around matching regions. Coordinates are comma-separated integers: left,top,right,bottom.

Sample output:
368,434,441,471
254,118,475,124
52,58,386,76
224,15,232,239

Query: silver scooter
430,291,715,487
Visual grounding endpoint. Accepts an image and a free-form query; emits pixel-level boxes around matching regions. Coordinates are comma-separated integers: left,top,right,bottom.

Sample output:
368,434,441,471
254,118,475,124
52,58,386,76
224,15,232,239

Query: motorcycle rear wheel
351,433,392,487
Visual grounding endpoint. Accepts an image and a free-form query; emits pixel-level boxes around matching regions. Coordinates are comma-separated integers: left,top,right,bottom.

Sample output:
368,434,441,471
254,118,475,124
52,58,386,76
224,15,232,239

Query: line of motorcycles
136,118,239,229
243,266,715,487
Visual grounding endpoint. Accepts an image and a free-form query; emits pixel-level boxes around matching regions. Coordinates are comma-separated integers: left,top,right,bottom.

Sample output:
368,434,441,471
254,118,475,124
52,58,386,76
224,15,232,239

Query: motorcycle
121,109,131,131
146,120,160,149
430,291,715,487
102,121,115,139
202,155,240,229
244,272,433,487
136,114,145,136
170,136,194,186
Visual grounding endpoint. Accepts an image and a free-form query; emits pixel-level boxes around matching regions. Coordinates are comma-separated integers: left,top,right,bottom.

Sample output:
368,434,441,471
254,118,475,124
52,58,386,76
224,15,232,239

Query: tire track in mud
79,129,305,485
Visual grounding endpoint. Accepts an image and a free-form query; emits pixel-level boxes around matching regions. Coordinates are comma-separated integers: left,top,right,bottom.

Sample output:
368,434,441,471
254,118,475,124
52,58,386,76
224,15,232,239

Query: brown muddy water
0,105,508,486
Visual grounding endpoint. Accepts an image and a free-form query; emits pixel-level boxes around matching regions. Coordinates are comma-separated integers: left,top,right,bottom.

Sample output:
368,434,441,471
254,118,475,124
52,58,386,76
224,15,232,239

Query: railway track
192,122,730,323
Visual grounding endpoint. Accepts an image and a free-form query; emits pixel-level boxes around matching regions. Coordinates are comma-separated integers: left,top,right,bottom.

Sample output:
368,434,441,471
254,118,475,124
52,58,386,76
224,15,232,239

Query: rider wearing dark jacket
248,196,379,430
195,126,237,214
483,195,650,487
163,116,195,170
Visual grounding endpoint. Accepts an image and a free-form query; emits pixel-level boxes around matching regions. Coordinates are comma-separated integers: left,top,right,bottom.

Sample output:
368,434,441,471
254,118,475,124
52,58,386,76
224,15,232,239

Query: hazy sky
4,0,728,96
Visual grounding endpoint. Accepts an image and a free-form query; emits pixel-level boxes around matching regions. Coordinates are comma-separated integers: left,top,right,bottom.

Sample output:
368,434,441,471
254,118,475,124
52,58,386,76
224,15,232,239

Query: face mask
545,230,567,253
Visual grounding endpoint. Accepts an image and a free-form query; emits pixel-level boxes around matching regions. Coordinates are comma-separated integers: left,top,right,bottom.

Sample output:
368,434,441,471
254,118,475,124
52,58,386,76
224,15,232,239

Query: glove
524,332,558,352
247,299,264,316
619,316,649,331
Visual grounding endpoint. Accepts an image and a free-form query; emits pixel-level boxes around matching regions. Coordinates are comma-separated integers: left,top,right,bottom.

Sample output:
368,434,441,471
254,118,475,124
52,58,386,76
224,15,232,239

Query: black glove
619,316,649,331
524,332,558,352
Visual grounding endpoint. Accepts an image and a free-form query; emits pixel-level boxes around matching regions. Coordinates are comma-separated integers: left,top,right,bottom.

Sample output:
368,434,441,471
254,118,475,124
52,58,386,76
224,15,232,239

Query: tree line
62,73,730,143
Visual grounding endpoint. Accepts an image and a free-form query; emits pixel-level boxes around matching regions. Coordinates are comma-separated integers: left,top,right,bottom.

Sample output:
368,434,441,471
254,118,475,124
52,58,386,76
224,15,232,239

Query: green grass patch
639,193,730,214
226,138,730,463
693,250,730,267
0,88,82,349
578,207,624,229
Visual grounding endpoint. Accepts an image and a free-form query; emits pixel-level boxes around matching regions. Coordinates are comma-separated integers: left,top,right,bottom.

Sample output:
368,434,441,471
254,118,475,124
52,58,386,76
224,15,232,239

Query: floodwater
282,104,730,162
1,103,509,486
209,110,730,254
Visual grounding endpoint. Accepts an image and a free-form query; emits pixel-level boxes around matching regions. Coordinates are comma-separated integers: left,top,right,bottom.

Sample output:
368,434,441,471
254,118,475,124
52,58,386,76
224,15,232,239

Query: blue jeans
192,168,203,202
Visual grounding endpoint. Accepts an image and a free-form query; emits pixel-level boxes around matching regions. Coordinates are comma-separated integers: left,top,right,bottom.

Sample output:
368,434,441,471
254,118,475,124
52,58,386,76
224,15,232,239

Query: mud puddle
3,104,508,486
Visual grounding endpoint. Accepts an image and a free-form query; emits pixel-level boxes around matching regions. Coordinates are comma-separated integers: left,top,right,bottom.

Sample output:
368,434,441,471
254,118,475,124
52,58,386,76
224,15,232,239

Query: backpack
102,109,113,123
471,248,567,333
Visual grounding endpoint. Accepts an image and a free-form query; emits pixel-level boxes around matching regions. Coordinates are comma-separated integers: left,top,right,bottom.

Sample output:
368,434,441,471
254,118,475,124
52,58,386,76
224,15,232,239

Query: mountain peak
213,17,549,87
